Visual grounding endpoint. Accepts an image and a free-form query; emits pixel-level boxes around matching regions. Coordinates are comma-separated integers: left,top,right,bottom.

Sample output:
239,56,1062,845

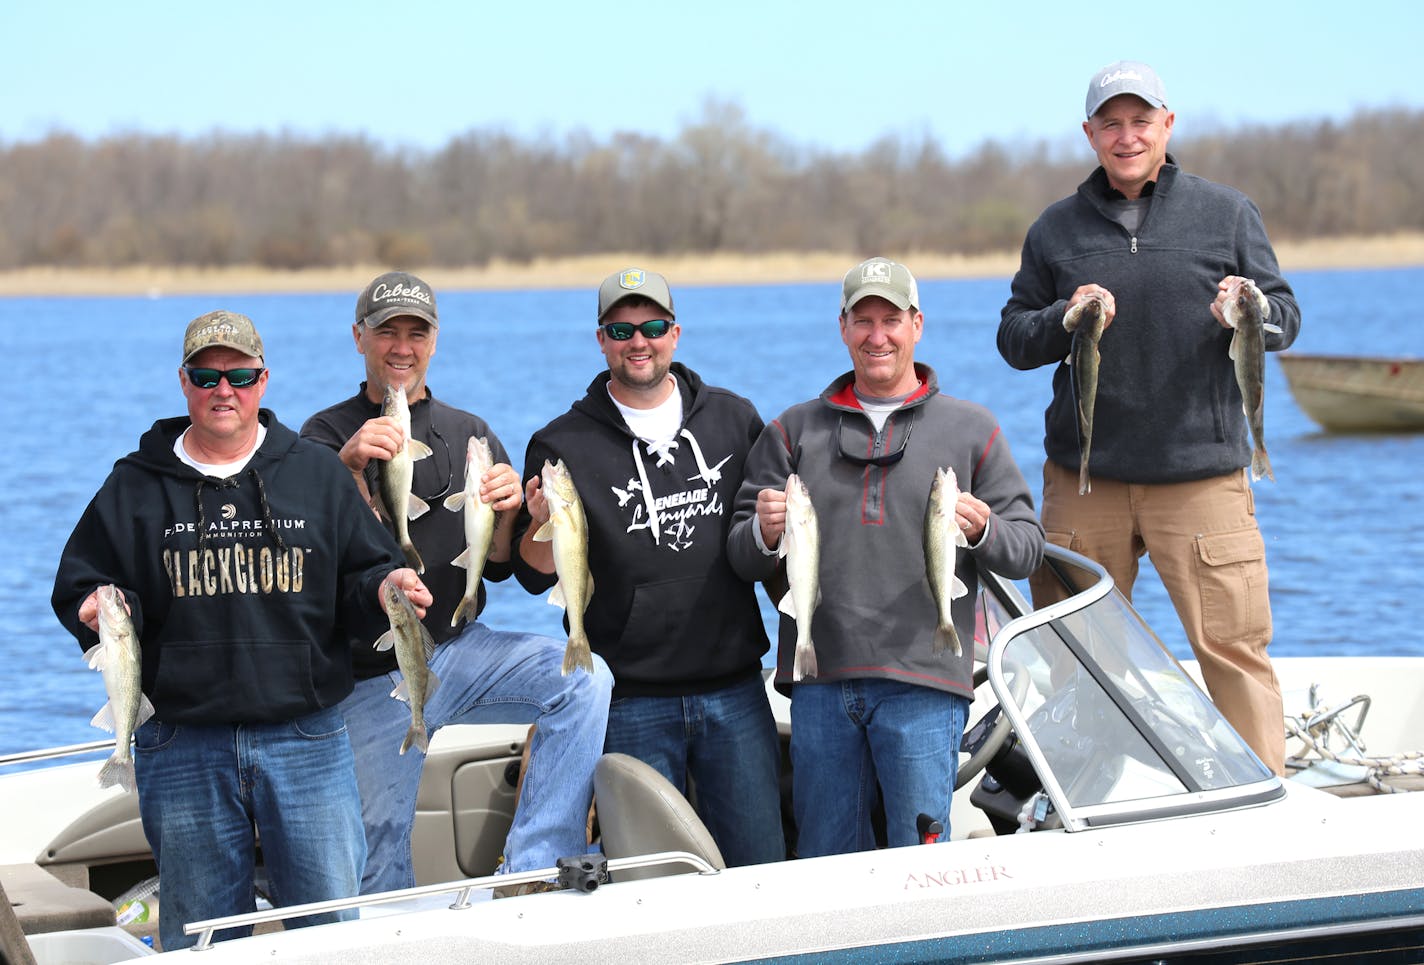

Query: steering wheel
955,658,1031,790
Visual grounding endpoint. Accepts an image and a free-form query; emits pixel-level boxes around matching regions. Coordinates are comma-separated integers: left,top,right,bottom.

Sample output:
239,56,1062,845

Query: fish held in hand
1223,279,1281,482
84,584,155,793
532,459,595,675
1064,293,1108,495
444,436,498,628
923,467,970,657
376,580,440,755
376,383,434,573
778,473,822,681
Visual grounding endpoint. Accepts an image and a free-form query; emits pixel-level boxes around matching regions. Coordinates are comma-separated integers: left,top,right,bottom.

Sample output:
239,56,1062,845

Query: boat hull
1279,353,1424,432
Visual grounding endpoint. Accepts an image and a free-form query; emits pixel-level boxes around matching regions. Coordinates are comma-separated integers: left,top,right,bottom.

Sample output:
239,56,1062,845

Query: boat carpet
0,863,115,936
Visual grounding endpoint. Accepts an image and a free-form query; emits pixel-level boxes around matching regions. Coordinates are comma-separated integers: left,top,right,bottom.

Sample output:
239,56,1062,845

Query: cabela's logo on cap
862,262,893,283
371,279,434,307
619,269,647,291
1099,67,1145,88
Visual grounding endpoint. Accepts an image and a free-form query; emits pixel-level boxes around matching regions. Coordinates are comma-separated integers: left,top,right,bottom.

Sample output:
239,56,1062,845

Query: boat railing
0,739,115,768
183,851,720,950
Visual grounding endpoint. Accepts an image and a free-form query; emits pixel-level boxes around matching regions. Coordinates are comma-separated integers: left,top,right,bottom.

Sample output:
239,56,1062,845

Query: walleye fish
375,580,441,755
84,585,155,793
778,473,822,681
923,467,970,657
376,383,434,573
1064,293,1108,495
532,459,595,675
443,436,498,628
1223,278,1282,482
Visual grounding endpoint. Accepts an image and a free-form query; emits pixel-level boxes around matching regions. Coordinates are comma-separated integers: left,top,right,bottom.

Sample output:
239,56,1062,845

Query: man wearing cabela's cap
53,309,422,948
514,267,787,867
998,60,1300,775
728,258,1044,857
303,271,612,897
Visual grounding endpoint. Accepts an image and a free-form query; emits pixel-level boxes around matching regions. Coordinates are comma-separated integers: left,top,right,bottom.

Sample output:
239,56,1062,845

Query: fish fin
426,669,441,698
408,494,431,521
1264,322,1283,335
403,542,425,575
451,547,470,569
934,624,964,658
951,575,969,600
443,491,466,512
90,702,117,733
136,695,156,728
450,594,477,628
420,625,438,663
955,527,970,549
1228,329,1240,362
374,629,396,652
399,723,429,756
97,756,136,794
561,633,595,676
371,490,392,525
792,642,818,681
547,581,567,609
1251,448,1275,483
408,439,434,461
777,591,796,618
83,643,106,671
532,521,554,542
391,679,410,702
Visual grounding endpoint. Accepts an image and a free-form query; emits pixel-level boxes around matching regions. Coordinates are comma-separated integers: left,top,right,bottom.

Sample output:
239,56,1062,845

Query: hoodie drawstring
193,468,287,558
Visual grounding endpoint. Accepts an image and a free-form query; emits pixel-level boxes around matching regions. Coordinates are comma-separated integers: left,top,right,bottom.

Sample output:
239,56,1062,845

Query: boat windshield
986,546,1283,831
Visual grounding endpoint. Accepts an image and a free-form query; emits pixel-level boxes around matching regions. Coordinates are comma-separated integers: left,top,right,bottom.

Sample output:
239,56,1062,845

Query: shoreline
1,233,1422,297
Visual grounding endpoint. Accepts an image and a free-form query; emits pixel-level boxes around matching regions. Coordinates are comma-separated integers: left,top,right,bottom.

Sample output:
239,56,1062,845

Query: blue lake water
3,266,1422,758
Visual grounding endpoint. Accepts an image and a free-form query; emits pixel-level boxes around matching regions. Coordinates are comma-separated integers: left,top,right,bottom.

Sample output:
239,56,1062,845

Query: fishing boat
1278,352,1424,432
5,545,1424,964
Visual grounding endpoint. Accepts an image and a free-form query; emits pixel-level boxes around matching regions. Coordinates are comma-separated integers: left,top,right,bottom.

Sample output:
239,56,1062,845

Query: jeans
132,707,365,951
790,679,970,858
341,621,613,893
604,673,785,866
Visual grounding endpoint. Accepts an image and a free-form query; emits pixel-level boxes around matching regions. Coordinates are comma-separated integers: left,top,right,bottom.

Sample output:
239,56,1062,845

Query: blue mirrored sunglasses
601,319,673,341
185,367,265,389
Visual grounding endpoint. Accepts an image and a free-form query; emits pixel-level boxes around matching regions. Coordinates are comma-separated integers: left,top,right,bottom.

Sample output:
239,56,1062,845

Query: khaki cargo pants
1033,461,1285,776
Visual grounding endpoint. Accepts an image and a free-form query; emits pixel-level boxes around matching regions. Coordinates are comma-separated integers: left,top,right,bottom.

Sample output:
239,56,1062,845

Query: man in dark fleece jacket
514,267,785,867
998,60,1300,775
52,311,421,950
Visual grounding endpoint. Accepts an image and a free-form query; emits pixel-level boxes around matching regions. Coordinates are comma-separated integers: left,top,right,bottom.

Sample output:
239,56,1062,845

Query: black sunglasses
185,367,265,389
837,413,915,467
601,319,674,341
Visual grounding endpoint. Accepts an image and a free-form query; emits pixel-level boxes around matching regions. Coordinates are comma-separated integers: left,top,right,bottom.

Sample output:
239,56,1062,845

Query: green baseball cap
597,267,675,322
841,257,919,313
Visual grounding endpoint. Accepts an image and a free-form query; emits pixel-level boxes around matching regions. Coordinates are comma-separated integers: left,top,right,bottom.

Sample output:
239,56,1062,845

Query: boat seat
0,863,115,935
593,753,725,882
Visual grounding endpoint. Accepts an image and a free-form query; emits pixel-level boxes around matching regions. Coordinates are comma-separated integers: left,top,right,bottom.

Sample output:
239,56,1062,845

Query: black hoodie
52,411,402,723
513,364,771,697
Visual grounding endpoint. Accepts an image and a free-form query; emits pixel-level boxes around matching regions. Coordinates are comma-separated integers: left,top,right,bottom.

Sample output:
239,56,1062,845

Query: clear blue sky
4,0,1420,158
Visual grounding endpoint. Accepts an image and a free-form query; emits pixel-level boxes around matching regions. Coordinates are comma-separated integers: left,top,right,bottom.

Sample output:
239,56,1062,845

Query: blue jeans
790,679,970,858
341,621,612,893
133,707,365,951
604,673,785,866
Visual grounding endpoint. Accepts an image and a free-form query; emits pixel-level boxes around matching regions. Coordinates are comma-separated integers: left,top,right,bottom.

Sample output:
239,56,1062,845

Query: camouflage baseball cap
597,267,675,322
356,270,439,329
840,257,919,313
182,310,264,364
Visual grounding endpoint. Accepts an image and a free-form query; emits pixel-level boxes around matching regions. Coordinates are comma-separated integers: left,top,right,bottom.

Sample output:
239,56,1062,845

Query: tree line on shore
2,102,1420,270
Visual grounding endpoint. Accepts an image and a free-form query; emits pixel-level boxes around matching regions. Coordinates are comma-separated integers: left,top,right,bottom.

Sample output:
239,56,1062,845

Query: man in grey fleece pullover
998,60,1300,774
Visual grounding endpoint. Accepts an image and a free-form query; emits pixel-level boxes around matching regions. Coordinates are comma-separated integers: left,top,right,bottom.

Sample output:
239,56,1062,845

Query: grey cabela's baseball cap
1086,60,1168,119
356,271,439,329
840,257,919,313
597,267,675,322
182,310,264,364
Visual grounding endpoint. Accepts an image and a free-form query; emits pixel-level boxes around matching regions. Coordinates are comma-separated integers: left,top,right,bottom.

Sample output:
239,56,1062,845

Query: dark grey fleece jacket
997,158,1301,483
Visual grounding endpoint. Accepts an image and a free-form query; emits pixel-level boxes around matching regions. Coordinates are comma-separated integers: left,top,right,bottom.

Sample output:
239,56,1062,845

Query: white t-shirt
174,424,267,477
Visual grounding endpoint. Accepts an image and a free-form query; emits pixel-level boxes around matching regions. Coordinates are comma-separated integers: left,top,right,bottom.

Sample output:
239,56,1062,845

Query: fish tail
562,632,595,676
793,639,818,681
403,540,425,575
934,624,963,658
1078,460,1091,495
399,722,430,756
1252,447,1275,483
97,754,136,794
450,594,477,629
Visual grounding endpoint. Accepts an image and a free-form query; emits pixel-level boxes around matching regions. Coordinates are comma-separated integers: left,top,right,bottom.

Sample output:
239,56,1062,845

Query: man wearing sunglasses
727,258,1044,858
53,310,423,949
302,271,612,898
513,267,787,867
